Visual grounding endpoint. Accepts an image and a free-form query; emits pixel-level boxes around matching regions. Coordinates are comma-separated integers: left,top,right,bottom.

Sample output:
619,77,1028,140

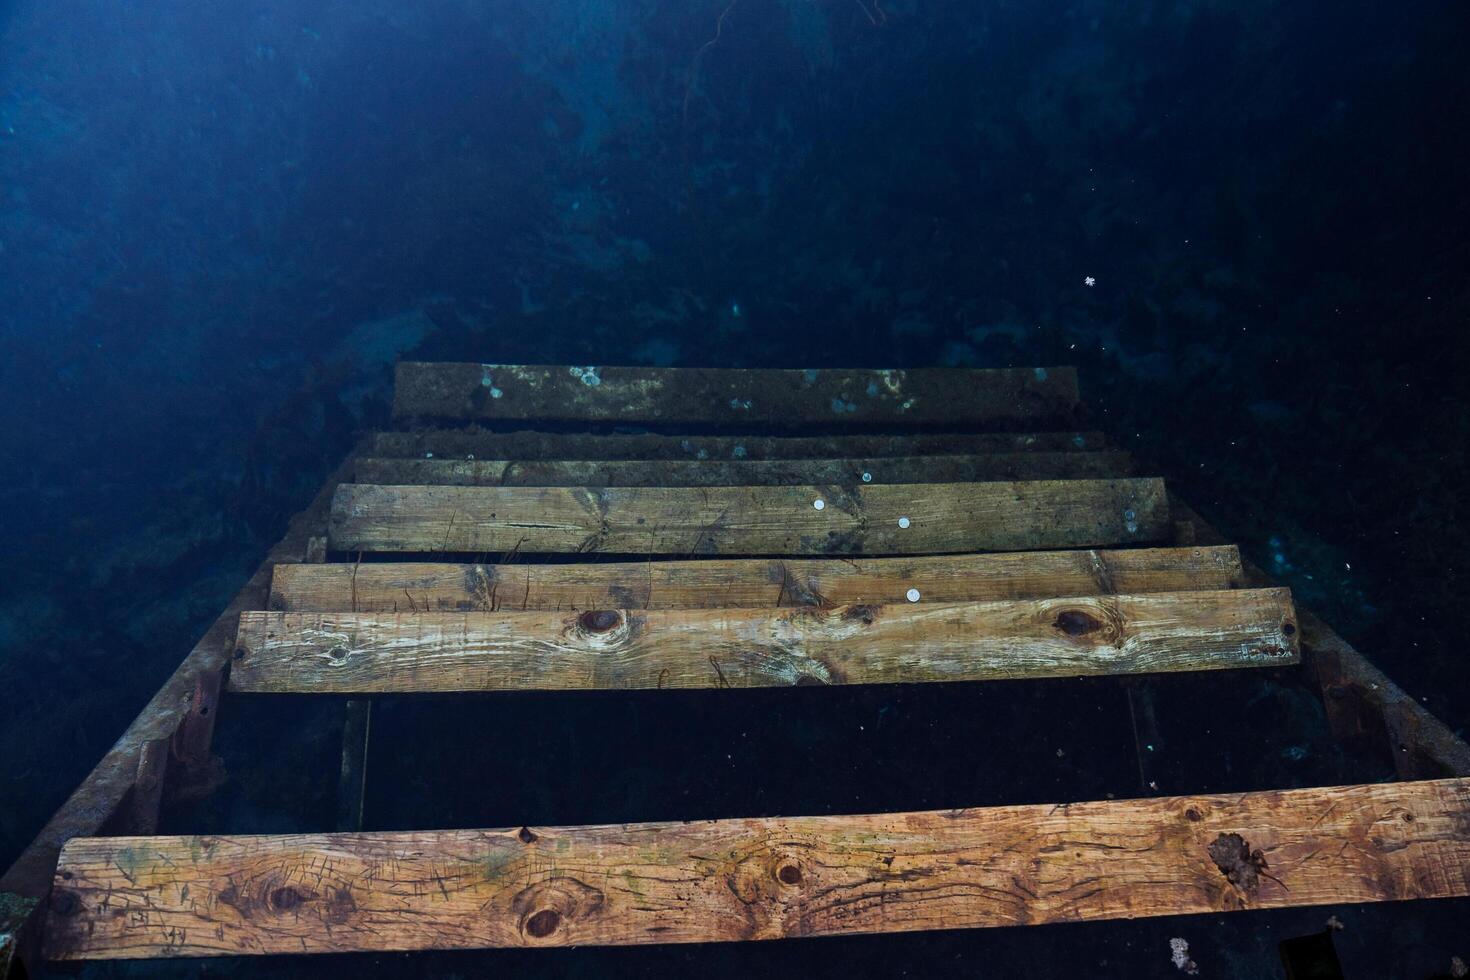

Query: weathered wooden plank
229,589,1297,694
0,448,362,917
46,778,1470,958
371,428,1109,461
1168,493,1470,778
353,452,1134,488
393,363,1080,427
270,546,1244,613
328,479,1170,555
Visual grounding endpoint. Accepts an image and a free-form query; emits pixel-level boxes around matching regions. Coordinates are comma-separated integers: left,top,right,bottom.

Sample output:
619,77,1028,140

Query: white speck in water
906,588,921,602
732,445,747,458
897,516,910,529
466,454,475,460
425,452,434,459
1073,434,1087,447
861,471,872,483
490,387,502,398
1034,367,1048,381
813,498,826,511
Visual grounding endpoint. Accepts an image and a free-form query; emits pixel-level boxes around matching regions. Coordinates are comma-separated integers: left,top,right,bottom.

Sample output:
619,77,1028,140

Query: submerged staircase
4,363,1468,969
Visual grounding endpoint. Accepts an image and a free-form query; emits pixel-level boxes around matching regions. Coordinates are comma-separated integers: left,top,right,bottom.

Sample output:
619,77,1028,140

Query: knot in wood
1208,832,1269,895
511,876,604,943
1053,609,1104,637
268,886,308,913
578,609,622,634
50,888,80,917
524,908,561,938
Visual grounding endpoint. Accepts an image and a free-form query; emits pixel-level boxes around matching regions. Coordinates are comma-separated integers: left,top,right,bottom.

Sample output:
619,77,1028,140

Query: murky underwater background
2,0,1469,976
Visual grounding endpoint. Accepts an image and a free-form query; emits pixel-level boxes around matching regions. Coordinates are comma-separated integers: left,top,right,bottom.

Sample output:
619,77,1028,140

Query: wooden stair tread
352,451,1134,487
228,589,1298,694
268,545,1244,612
46,778,1470,958
393,363,1080,427
371,428,1109,461
328,479,1169,555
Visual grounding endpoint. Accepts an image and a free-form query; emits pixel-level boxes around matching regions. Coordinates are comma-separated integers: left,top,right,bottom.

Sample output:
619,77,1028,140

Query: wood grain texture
328,479,1170,555
269,546,1245,613
47,778,1470,959
372,428,1109,461
392,363,1080,427
228,589,1298,694
353,452,1134,488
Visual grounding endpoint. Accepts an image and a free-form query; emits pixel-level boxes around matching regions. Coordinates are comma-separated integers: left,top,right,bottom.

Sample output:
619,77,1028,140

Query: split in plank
269,545,1244,613
393,363,1079,427
228,589,1298,694
329,479,1169,555
371,428,1108,461
353,452,1133,488
46,777,1470,958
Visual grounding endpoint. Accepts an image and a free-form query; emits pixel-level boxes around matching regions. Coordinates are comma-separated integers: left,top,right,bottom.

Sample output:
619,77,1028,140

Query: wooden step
328,479,1169,555
269,546,1244,613
372,428,1109,461
352,451,1134,488
393,363,1080,427
46,778,1470,959
228,589,1297,694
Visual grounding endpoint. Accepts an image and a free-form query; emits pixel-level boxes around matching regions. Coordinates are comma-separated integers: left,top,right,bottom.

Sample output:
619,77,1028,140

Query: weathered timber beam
371,428,1108,461
228,589,1298,694
269,546,1244,613
353,451,1134,488
392,363,1080,427
1168,493,1470,778
45,778,1470,959
328,479,1170,555
0,894,39,979
0,443,364,976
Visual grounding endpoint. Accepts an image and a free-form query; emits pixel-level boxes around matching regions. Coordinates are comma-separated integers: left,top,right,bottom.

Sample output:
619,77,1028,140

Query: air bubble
861,472,872,483
906,588,921,602
813,499,826,511
897,516,910,529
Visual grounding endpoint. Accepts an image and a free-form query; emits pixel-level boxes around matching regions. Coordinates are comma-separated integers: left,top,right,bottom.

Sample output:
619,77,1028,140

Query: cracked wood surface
328,479,1169,555
372,428,1108,461
227,589,1298,694
352,451,1134,487
46,778,1470,959
392,363,1080,427
269,546,1244,613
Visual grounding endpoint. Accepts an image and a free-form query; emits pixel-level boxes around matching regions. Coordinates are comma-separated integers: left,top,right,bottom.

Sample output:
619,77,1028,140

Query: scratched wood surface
228,589,1297,694
392,363,1080,427
352,451,1135,488
328,479,1169,555
269,546,1244,613
46,778,1470,958
371,428,1109,461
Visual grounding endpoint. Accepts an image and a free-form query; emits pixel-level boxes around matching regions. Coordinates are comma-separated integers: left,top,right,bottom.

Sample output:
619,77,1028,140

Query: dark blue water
2,1,1468,976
